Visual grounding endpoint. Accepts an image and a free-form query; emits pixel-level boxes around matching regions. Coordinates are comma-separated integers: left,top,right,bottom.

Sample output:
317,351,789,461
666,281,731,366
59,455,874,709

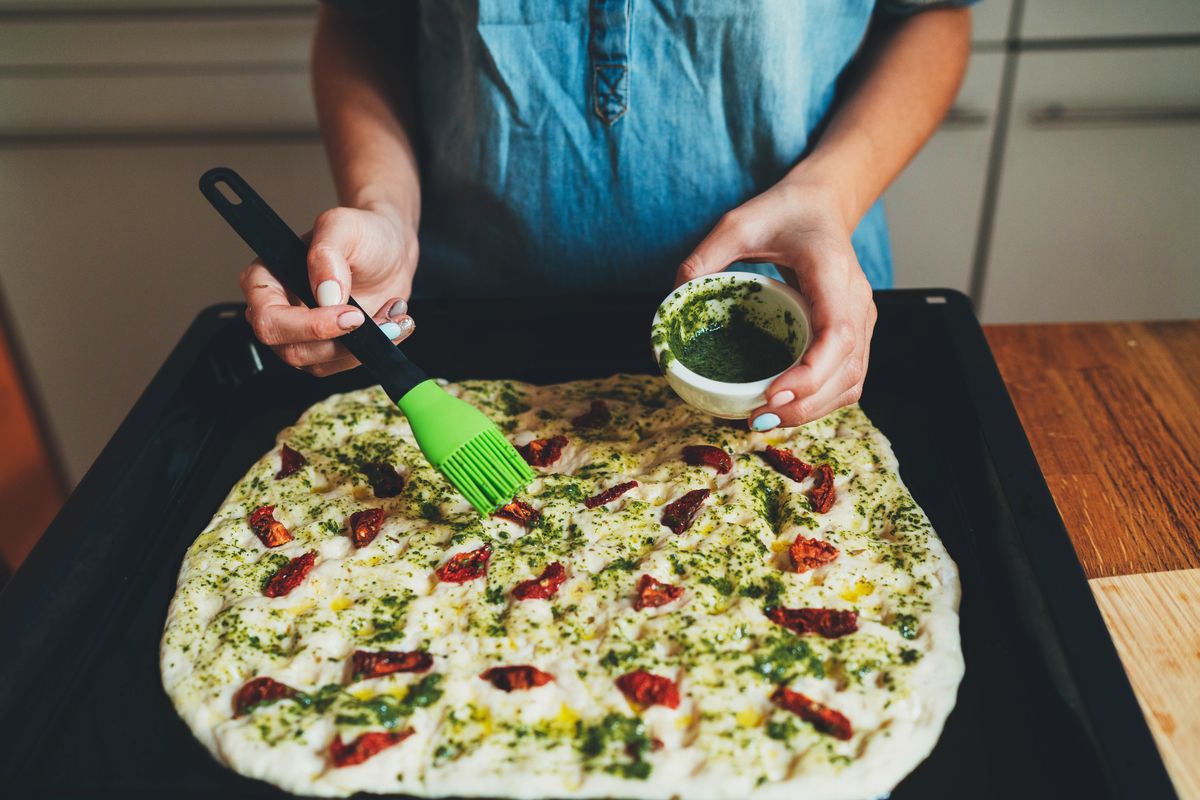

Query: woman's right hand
240,205,418,376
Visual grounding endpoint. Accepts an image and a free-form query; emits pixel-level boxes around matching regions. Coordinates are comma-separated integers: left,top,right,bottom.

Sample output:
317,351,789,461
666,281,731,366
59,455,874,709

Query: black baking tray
0,290,1175,799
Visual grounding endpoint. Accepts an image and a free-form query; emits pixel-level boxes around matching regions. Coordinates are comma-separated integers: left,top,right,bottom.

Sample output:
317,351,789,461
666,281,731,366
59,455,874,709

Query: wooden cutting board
986,321,1200,799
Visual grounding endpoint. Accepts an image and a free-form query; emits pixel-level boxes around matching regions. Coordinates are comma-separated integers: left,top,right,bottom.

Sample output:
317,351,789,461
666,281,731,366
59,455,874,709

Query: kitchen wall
0,0,1198,486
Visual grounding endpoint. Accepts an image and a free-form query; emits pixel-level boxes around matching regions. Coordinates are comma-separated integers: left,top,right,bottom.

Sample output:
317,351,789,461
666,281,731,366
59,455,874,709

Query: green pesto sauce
675,316,795,383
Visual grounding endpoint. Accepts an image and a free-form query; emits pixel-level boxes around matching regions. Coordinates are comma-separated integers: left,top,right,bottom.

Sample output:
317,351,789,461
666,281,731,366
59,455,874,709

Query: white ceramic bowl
651,271,811,419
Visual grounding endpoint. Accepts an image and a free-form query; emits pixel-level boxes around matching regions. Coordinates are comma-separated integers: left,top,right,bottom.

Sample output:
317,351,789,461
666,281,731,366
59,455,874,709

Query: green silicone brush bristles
397,379,534,514
439,427,535,514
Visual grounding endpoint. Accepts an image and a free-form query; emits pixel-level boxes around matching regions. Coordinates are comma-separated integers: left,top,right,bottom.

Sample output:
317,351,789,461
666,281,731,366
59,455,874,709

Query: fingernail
379,319,417,340
751,413,780,432
316,280,341,307
769,390,795,407
388,299,408,319
337,310,364,330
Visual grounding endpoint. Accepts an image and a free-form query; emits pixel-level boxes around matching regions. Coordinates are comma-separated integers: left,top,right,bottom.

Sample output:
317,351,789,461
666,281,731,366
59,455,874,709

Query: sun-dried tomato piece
349,508,385,548
329,730,413,768
493,499,541,527
233,676,296,717
480,665,554,691
435,545,491,583
275,444,307,479
634,574,684,610
364,461,404,498
517,435,569,467
760,446,813,482
249,505,293,548
263,551,317,598
512,562,566,600
771,686,853,740
682,445,732,474
661,488,710,534
584,480,638,509
766,607,859,639
571,399,611,429
790,535,839,572
809,464,836,513
616,670,681,709
351,650,433,680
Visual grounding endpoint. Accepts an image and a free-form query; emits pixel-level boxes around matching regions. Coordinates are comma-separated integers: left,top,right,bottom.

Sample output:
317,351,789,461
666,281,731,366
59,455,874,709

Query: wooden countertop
985,321,1200,799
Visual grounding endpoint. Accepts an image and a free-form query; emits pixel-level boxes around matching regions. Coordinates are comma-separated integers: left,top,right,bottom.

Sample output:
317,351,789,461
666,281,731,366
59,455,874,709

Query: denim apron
397,0,961,298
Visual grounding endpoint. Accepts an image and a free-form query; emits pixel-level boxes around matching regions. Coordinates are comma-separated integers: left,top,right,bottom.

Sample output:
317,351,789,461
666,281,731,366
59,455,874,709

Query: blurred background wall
0,0,1198,571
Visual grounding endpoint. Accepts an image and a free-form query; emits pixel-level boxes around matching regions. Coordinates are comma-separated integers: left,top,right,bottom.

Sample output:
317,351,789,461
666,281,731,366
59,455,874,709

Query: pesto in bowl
651,273,811,419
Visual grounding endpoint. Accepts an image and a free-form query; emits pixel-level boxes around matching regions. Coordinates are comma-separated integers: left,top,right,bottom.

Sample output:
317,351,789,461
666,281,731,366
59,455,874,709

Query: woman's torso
413,0,893,298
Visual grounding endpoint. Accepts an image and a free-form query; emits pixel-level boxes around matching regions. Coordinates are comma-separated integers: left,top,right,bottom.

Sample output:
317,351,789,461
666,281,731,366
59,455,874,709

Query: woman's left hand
674,178,877,431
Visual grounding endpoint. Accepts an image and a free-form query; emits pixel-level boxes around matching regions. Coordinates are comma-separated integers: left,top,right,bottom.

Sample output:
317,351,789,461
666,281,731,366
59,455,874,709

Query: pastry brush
199,167,533,514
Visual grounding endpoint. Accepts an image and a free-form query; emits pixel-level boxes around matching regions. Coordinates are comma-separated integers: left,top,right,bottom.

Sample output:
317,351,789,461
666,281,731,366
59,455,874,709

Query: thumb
307,208,358,307
674,212,751,287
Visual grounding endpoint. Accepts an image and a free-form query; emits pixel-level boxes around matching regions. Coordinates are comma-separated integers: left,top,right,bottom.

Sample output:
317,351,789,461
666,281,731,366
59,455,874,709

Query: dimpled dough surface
160,374,963,799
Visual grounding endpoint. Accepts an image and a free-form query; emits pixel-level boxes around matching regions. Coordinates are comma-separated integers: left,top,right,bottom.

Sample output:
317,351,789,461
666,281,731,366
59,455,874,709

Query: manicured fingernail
396,317,415,336
769,390,795,407
337,310,364,330
388,299,408,319
315,279,341,307
751,413,780,432
378,321,403,339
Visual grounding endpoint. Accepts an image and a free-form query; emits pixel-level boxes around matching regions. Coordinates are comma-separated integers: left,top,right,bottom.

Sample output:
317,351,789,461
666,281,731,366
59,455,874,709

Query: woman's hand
240,204,418,376
675,178,877,430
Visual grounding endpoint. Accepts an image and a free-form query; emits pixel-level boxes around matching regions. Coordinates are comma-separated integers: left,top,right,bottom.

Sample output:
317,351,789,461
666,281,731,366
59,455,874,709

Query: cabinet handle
942,106,990,128
1029,103,1200,128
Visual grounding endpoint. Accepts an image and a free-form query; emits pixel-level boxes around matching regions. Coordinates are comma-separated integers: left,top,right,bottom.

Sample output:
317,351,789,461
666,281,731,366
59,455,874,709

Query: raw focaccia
161,374,962,799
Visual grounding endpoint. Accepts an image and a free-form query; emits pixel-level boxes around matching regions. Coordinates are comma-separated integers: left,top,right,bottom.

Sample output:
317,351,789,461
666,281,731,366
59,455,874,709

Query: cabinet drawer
1021,0,1200,40
982,48,1200,322
0,73,316,136
0,15,314,67
886,53,1003,294
0,13,317,136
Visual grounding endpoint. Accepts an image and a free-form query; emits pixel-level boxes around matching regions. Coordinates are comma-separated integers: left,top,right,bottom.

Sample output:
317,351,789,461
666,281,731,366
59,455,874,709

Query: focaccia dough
161,375,962,798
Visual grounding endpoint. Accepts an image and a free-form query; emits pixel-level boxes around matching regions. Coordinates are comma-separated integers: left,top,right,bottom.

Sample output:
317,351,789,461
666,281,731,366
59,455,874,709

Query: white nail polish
379,321,403,340
337,310,364,330
315,280,341,307
770,390,795,407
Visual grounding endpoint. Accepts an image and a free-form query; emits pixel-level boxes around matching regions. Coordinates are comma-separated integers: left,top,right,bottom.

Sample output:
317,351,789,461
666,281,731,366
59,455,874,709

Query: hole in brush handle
212,179,243,206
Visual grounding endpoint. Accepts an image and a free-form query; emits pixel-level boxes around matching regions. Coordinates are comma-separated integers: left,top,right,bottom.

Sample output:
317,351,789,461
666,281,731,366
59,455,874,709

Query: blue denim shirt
335,1,973,298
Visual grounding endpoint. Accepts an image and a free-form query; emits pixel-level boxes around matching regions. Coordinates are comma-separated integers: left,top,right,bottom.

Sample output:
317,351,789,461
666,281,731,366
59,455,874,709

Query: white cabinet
981,47,1200,322
886,54,1004,295
1021,0,1200,39
0,15,315,136
971,0,1012,42
0,9,326,483
0,144,334,482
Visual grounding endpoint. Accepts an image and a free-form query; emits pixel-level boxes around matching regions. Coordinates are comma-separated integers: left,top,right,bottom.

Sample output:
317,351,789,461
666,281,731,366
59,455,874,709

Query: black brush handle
199,167,427,401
